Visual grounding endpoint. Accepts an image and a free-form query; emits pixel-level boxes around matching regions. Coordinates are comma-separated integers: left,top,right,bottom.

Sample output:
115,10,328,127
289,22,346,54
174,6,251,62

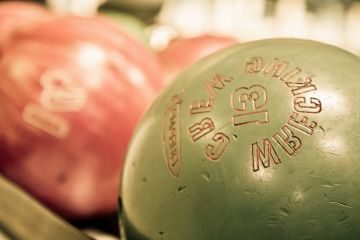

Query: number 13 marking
231,85,269,126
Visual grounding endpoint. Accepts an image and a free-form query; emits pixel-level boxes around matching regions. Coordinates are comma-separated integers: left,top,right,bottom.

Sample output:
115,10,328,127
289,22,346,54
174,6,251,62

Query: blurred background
24,0,360,54
0,0,359,240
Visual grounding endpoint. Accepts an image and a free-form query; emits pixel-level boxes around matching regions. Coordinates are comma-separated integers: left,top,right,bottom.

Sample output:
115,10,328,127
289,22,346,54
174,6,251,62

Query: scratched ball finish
120,39,360,239
0,16,164,218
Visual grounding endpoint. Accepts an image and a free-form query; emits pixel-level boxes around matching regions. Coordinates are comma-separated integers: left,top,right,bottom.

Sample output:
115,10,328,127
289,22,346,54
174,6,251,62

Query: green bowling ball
119,39,360,240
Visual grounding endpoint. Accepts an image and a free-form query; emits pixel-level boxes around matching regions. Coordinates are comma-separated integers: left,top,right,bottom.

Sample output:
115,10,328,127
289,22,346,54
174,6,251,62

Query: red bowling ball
0,15,164,218
0,1,50,49
158,35,237,80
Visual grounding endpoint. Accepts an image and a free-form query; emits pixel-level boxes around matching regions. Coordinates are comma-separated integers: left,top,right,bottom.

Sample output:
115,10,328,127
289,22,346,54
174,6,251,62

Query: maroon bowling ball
0,15,165,218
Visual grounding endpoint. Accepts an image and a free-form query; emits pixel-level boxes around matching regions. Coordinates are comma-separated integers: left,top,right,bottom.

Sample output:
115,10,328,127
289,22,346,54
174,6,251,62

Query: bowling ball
158,35,237,80
0,15,164,218
0,1,50,49
119,39,360,239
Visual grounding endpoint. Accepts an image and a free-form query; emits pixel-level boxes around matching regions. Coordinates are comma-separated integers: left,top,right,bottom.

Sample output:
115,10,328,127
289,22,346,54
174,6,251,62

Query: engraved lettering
40,70,86,112
205,73,233,97
205,132,230,161
294,96,322,113
273,126,301,156
287,112,317,135
163,94,183,177
245,57,263,73
232,85,267,111
262,58,289,78
168,114,177,148
232,85,269,126
190,98,214,115
40,88,87,112
252,139,281,172
241,56,322,171
232,111,269,126
188,118,215,142
280,67,301,82
22,103,70,138
286,76,317,96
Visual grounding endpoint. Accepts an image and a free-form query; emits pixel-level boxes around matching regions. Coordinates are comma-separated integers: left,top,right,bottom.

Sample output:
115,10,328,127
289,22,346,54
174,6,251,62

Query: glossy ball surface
0,15,164,218
120,39,360,239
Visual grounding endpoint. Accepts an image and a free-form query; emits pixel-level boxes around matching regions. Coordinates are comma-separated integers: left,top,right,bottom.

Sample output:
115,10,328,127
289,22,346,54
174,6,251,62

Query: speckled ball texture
119,39,360,240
